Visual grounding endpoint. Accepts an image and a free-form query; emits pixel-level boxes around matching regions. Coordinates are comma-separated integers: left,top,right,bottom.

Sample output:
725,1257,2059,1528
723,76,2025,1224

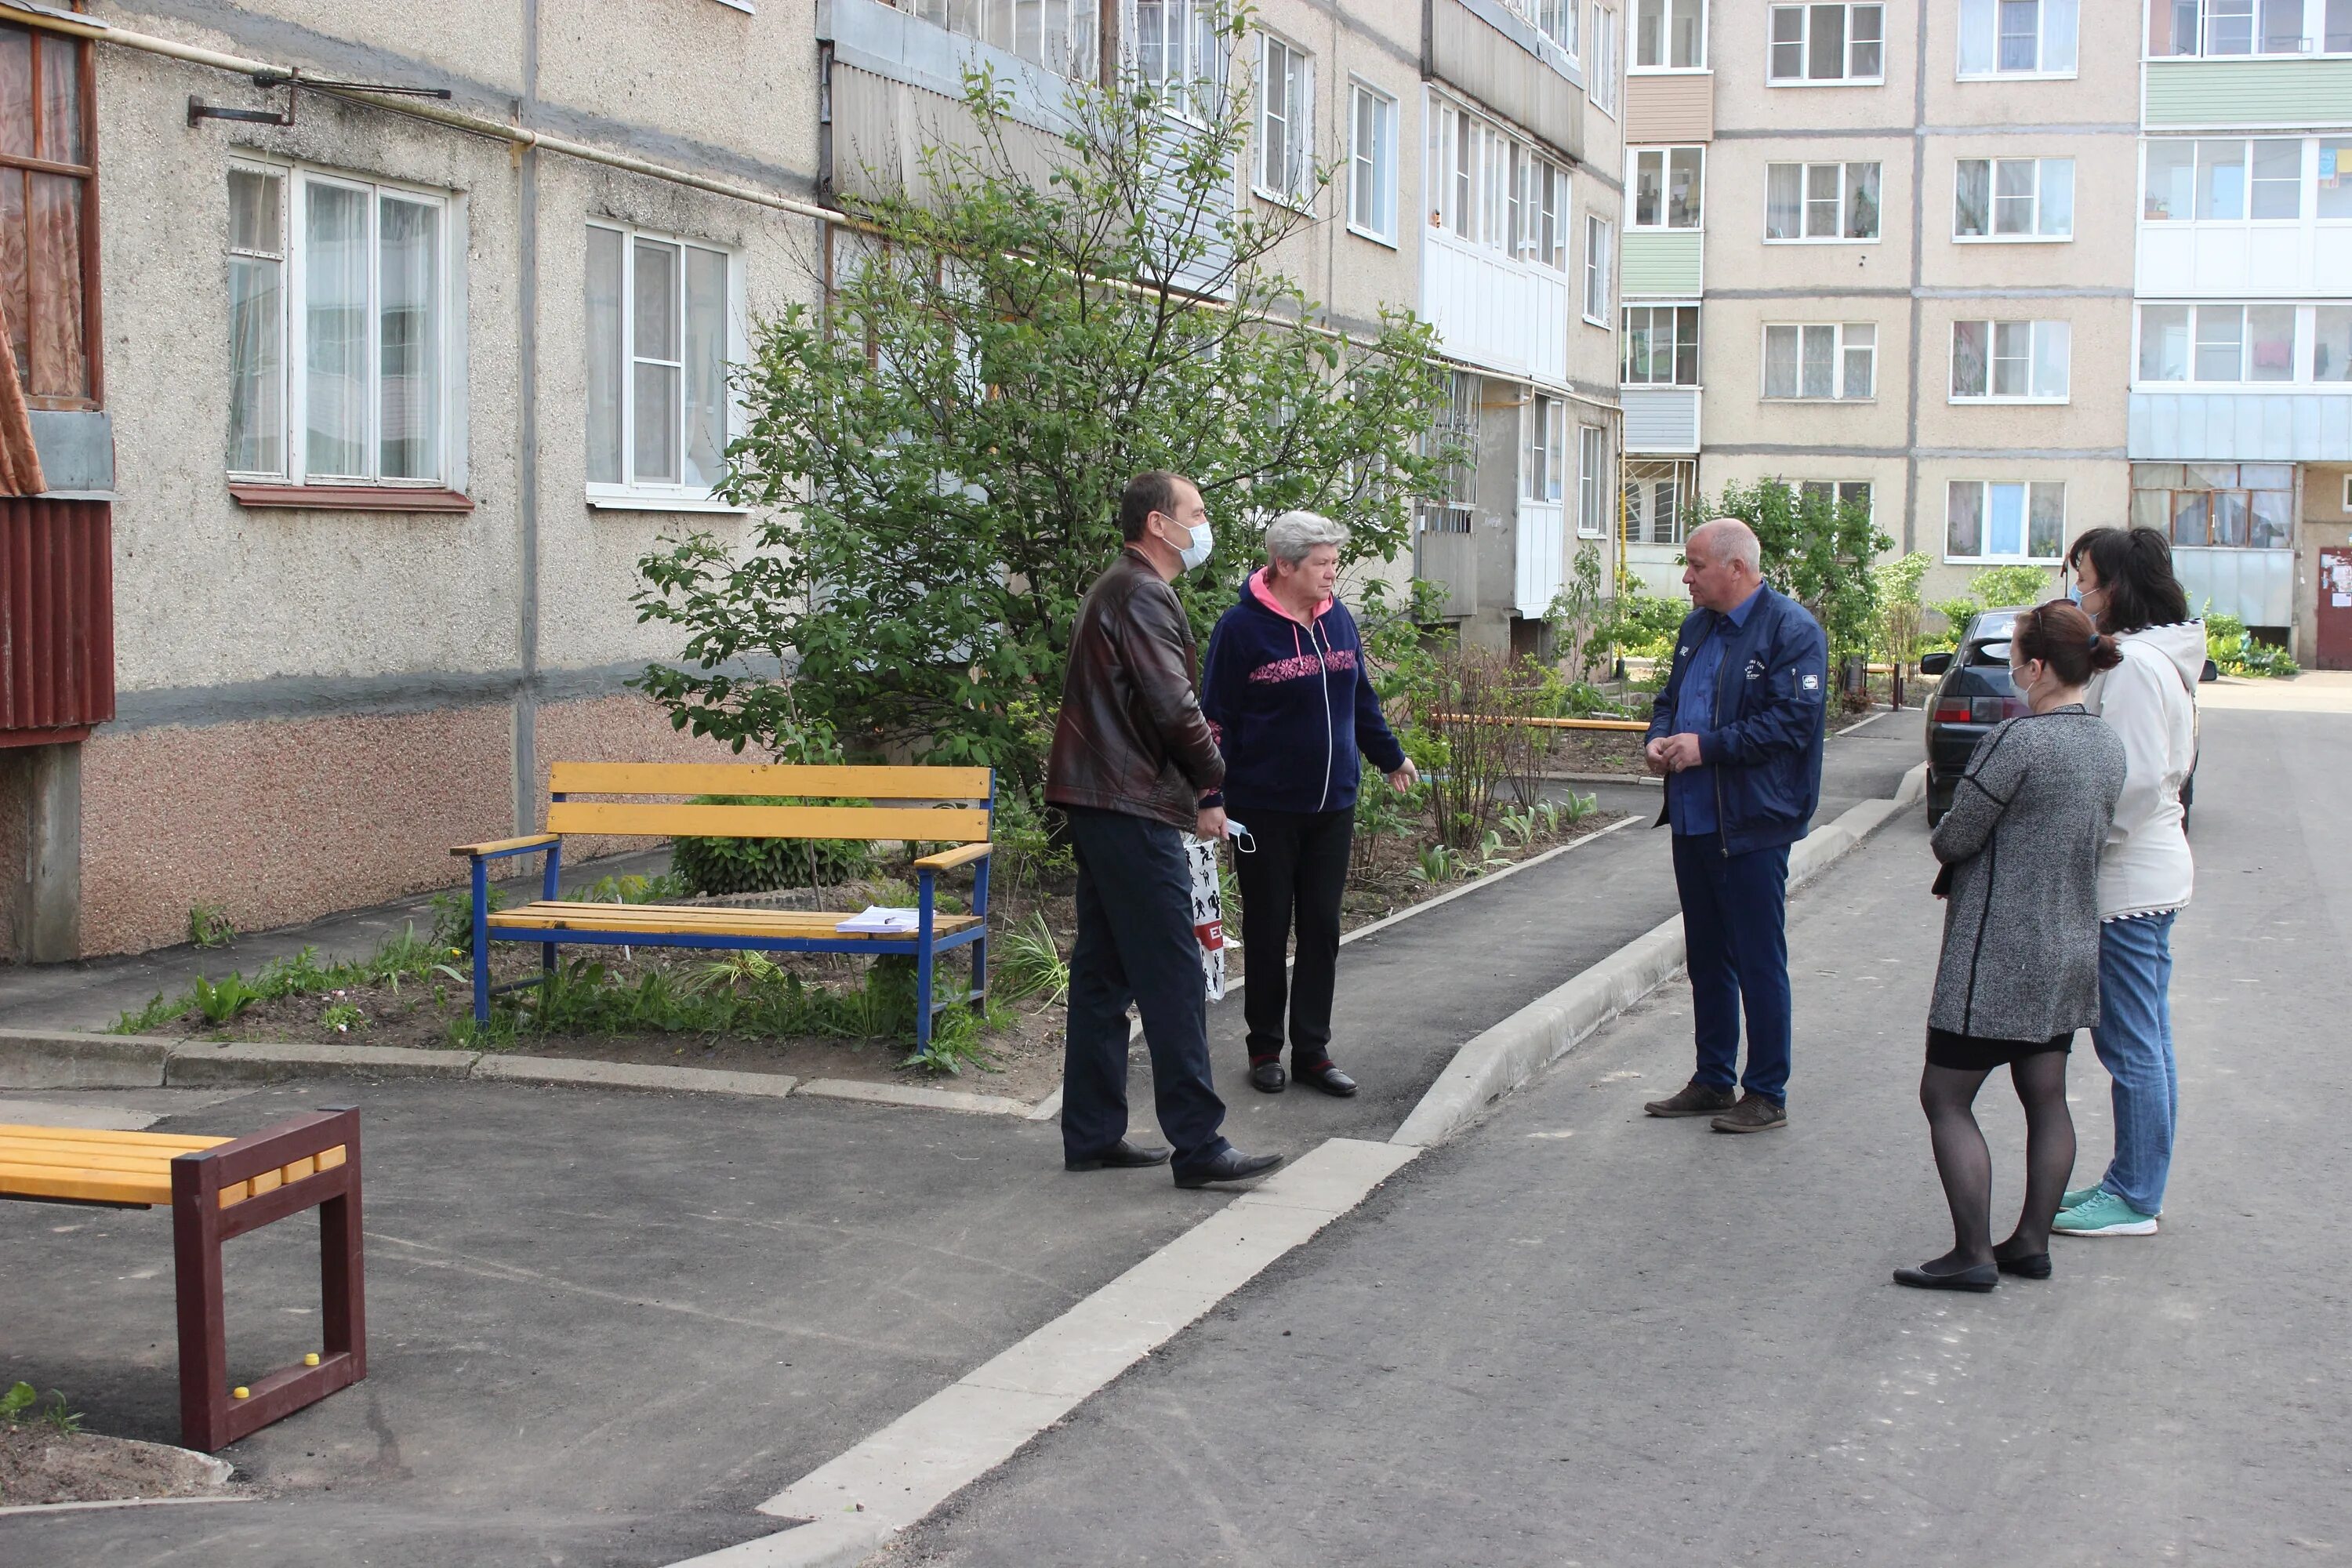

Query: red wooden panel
0,496,111,733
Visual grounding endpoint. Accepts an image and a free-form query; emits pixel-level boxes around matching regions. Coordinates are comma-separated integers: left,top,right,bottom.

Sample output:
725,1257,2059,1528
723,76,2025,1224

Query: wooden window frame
1,20,103,412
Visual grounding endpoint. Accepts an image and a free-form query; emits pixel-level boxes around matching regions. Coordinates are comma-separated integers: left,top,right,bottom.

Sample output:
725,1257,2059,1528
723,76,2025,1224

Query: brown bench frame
162,1106,368,1450
1,1107,371,1452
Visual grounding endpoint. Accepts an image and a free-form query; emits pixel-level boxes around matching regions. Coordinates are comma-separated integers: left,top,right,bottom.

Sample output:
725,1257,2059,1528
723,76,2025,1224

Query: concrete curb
1388,762,1927,1149
0,1029,175,1091
0,810,1650,1120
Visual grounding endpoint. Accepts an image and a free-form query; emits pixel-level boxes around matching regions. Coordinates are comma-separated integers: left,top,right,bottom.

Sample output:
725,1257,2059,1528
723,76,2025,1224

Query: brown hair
2012,600,2124,687
1118,470,1192,543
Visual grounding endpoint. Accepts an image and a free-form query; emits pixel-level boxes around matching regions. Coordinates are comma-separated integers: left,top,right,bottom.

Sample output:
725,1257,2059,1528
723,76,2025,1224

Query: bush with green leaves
1707,479,1894,660
667,797,874,896
631,39,1448,796
2205,609,2299,678
1927,564,2061,650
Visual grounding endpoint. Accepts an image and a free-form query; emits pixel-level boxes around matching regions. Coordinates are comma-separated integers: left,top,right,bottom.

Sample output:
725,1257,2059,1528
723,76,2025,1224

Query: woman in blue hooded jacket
1200,511,1417,1097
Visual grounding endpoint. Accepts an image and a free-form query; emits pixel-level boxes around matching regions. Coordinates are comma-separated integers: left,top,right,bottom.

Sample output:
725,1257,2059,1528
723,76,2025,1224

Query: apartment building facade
1411,0,1627,654
2133,0,2352,666
1617,0,2139,608
0,0,1612,961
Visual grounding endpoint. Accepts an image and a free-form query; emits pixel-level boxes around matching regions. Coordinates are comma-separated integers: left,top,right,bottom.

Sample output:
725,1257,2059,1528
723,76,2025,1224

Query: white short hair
1688,517,1761,573
1265,510,1349,568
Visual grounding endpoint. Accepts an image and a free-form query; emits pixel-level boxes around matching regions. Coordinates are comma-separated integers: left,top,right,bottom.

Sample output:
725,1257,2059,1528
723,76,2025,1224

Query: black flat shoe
1249,1061,1287,1094
1893,1261,1999,1292
1065,1139,1172,1172
1995,1250,2053,1279
1293,1061,1359,1098
1173,1149,1285,1189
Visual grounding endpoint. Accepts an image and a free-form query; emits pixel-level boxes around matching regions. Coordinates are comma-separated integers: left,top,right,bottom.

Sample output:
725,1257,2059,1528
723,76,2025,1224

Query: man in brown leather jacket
1045,471,1284,1189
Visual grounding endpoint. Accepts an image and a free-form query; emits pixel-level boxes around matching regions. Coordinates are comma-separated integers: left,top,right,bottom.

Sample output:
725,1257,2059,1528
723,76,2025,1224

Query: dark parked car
1920,607,2217,827
1920,608,2031,826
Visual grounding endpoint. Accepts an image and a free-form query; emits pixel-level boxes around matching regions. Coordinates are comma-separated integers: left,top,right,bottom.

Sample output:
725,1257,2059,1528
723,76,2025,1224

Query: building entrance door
2320,549,2352,671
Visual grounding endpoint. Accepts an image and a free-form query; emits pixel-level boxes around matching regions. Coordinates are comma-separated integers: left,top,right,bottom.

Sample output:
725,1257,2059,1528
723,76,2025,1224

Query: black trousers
1233,807,1354,1068
1061,808,1230,1167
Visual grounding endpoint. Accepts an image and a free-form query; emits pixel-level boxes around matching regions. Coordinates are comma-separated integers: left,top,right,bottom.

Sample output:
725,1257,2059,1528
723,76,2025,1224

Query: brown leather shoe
1710,1094,1788,1133
1644,1080,1739,1117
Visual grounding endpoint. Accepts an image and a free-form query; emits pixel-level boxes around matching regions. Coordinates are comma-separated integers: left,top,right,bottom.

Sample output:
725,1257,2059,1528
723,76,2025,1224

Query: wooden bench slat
487,905,982,940
0,1123,227,1151
0,1144,192,1174
549,761,993,800
0,1160,172,1206
544,801,990,843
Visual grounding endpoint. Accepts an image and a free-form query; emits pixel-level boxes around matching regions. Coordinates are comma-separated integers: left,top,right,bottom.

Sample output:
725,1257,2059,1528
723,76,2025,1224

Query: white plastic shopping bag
1181,832,1226,1002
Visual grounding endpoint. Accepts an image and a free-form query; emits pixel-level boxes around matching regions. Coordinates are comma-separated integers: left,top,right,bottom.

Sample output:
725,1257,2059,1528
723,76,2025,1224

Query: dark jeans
1671,831,1793,1105
1061,808,1231,1167
1233,807,1353,1068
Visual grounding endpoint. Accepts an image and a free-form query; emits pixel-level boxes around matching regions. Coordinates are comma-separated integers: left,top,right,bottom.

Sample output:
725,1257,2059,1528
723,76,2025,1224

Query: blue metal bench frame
456,773,993,1055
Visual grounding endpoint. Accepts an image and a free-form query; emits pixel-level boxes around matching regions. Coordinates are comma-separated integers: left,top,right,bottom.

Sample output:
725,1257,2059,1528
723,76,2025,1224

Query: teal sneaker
2053,1189,2159,1237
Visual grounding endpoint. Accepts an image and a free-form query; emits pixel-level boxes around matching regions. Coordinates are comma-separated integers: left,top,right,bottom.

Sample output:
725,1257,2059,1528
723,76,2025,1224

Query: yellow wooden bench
453,762,995,1051
0,1108,366,1451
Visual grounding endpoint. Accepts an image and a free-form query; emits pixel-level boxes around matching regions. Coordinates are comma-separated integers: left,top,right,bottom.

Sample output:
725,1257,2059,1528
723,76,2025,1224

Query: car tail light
1933,699,1973,723
1971,697,2007,723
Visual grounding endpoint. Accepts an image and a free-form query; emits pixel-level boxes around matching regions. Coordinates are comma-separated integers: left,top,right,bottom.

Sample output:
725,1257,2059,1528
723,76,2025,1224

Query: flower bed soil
0,1425,238,1508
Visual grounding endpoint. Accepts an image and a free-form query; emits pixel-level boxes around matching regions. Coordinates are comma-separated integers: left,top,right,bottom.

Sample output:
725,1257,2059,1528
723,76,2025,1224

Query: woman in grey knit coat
1900,601,2128,1293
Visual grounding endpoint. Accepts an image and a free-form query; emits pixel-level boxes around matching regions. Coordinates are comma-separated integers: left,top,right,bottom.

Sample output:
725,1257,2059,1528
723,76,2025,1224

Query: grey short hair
1265,510,1349,568
1687,517,1762,574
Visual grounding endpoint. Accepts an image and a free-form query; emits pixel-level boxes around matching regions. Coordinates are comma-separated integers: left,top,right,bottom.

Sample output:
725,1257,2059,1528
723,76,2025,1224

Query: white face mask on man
1157,511,1214,573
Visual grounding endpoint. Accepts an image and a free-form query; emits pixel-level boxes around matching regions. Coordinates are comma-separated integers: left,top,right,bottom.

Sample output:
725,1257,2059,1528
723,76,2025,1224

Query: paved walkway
0,717,1922,1566
890,701,2352,1566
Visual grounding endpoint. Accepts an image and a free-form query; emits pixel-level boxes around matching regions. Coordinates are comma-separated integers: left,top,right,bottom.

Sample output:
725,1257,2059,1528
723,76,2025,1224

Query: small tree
1708,479,1893,660
633,37,1448,800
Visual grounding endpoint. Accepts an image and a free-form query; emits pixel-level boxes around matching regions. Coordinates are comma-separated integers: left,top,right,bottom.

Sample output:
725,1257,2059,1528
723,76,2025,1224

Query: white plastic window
585,222,736,499
225,161,453,487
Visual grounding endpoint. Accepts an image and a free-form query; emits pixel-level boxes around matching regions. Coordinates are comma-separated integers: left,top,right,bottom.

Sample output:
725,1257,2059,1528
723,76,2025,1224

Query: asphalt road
893,699,2352,1567
0,717,1921,1567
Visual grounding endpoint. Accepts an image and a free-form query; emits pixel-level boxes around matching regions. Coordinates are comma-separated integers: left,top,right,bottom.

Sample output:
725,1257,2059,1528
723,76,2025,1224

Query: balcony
1419,228,1572,385
1622,387,1702,453
2175,545,2295,626
2129,390,2352,462
2144,57,2352,129
1621,230,1704,297
1624,71,1713,143
1515,501,1568,617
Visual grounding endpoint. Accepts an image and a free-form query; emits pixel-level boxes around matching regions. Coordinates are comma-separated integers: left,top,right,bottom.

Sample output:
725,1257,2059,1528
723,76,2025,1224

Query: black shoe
1994,1250,2053,1279
1173,1149,1285,1189
1644,1080,1739,1117
1893,1261,1999,1292
1064,1139,1172,1172
1249,1061,1287,1094
1293,1061,1358,1098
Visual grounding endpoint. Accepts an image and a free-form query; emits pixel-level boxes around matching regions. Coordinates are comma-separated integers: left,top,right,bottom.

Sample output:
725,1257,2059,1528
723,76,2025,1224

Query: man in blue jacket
1640,517,1828,1133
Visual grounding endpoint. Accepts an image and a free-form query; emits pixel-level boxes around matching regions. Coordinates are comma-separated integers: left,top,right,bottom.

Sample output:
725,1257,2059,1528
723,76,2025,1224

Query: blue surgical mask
2065,586,2082,605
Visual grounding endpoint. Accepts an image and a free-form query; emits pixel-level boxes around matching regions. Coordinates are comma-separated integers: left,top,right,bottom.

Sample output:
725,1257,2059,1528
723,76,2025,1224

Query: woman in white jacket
2056,527,2202,1238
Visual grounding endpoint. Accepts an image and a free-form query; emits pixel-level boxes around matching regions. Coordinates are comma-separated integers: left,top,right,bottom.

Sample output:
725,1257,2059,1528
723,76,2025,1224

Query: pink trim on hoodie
1248,567,1331,628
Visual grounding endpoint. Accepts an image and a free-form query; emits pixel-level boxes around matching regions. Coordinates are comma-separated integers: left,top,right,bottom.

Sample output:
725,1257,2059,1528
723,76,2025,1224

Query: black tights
1919,1052,2076,1269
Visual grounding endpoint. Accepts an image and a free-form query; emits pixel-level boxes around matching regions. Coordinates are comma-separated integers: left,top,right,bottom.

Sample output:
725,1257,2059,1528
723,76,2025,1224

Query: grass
996,913,1070,1007
111,925,456,1036
1,1381,81,1436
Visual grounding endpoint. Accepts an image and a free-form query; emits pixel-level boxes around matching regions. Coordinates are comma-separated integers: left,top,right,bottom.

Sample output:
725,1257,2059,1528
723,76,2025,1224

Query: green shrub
669,796,874,895
2205,610,2300,678
430,887,512,956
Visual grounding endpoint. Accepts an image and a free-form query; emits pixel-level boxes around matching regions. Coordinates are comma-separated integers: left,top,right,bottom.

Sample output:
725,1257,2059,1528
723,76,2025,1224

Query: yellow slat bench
453,762,996,1053
0,1109,367,1452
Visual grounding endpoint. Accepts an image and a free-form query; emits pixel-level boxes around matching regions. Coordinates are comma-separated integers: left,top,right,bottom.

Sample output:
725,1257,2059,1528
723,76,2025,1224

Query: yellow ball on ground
231,1386,250,1399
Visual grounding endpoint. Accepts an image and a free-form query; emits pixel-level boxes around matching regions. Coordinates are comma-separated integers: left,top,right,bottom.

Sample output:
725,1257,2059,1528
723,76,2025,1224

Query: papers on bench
835,906,924,935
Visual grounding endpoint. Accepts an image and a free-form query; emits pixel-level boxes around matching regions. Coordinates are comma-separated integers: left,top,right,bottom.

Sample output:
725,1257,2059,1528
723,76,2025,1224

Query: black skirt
1926,1026,2074,1073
